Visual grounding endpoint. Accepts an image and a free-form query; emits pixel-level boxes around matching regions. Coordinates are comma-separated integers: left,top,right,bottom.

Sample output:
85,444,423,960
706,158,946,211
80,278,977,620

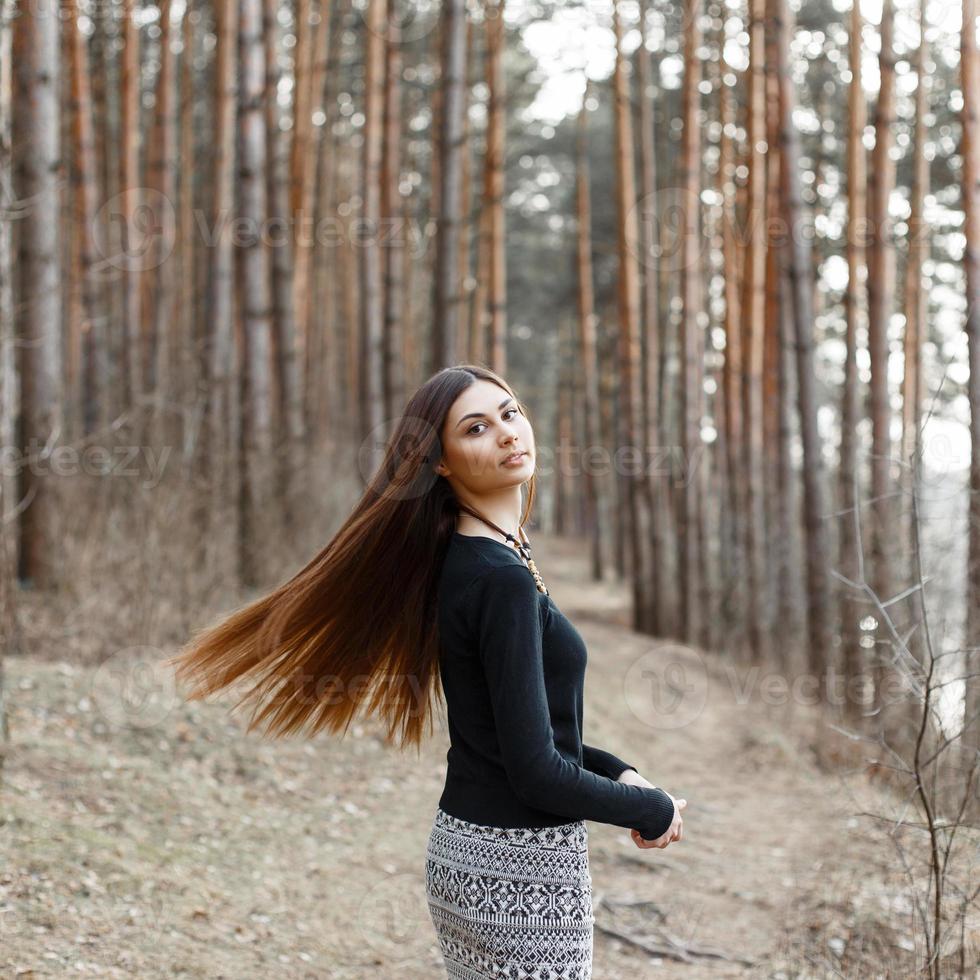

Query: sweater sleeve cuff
638,787,675,841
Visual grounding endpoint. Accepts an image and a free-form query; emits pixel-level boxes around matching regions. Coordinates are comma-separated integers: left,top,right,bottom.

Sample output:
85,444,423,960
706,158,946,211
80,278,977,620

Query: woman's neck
455,498,524,542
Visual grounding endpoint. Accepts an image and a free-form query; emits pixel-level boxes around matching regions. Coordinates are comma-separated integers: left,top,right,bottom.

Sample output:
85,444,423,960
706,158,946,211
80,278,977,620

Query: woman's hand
617,768,686,849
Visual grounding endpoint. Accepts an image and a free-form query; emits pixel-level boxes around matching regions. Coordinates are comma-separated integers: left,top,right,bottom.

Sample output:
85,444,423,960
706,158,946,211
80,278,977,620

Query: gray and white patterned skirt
424,806,595,979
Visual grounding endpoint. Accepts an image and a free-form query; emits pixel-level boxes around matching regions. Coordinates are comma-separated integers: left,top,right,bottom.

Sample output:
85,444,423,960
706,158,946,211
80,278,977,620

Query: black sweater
435,532,676,842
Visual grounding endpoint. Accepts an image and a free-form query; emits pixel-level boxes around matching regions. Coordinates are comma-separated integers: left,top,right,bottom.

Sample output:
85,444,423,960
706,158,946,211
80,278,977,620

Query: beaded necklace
455,503,550,596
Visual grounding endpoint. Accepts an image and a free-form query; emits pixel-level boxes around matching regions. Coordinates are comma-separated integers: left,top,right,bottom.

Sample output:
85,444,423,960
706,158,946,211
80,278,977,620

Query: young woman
167,363,685,979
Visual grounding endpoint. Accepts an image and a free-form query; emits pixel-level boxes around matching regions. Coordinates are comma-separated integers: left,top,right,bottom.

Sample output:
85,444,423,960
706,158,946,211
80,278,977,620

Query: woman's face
435,380,535,493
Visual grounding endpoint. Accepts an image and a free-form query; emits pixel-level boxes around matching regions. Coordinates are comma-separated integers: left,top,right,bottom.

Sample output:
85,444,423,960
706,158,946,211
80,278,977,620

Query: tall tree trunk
179,0,199,470
661,103,684,637
468,199,491,363
637,0,669,634
867,0,901,732
67,0,109,437
0,0,20,782
839,0,868,725
762,166,779,555
602,342,627,580
289,0,314,378
776,234,803,656
741,0,768,662
237,0,275,588
205,0,239,529
770,0,835,697
12,0,62,589
959,0,980,779
678,0,705,645
899,2,930,688
382,0,406,419
339,137,361,434
454,15,474,366
359,0,385,474
298,0,333,429
91,2,124,426
186,0,211,568
262,0,296,484
719,36,745,655
263,0,306,535
467,10,489,369
310,0,344,440
120,0,141,412
574,80,606,582
146,0,177,442
763,34,792,661
431,0,467,369
611,0,651,634
553,315,573,533
401,131,420,389
484,0,506,374
290,0,313,218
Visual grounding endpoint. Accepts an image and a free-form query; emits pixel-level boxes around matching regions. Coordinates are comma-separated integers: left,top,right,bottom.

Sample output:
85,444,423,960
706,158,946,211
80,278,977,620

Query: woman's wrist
616,766,644,786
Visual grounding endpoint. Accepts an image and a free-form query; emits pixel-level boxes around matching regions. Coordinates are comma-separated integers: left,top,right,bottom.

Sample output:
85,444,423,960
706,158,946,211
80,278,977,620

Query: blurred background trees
0,0,978,818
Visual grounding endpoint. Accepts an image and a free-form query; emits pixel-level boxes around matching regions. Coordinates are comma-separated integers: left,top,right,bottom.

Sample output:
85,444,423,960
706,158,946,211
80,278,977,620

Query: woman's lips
501,451,527,466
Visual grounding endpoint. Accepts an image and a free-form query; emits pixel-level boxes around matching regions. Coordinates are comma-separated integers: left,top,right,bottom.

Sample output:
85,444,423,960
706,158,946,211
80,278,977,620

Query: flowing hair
165,363,540,749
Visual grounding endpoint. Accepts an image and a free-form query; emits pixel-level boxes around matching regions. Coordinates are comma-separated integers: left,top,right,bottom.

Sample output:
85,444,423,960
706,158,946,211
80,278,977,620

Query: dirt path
0,533,968,977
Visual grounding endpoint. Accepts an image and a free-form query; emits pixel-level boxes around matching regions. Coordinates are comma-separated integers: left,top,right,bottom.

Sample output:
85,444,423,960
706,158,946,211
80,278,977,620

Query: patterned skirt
424,806,594,979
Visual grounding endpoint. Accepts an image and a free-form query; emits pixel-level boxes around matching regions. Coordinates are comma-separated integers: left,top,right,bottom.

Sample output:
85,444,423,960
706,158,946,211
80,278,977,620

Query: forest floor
0,531,977,979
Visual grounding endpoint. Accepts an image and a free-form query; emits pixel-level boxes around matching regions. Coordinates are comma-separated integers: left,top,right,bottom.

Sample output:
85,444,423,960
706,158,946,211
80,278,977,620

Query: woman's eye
467,407,518,435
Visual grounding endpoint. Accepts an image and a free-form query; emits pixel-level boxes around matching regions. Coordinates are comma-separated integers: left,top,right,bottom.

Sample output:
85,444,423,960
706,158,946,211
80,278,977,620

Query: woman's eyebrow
455,397,514,429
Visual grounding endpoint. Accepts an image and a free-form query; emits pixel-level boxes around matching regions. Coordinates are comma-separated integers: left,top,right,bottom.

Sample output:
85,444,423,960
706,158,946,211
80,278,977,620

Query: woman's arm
581,743,637,781
469,563,676,842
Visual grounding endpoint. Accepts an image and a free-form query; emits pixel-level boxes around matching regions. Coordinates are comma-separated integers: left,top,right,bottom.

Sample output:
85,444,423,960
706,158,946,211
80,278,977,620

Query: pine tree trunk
553,316,572,534
147,0,177,443
899,2,930,689
120,0,141,411
764,42,794,662
238,0,275,586
431,0,467,368
382,0,406,417
720,35,745,655
867,0,901,731
612,0,652,634
770,0,835,695
310,0,344,439
206,0,239,515
484,0,506,374
959,0,980,779
179,2,198,465
359,0,386,472
637,0,669,634
677,0,705,645
575,80,606,582
67,0,108,437
453,15,473,366
0,2,20,781
12,0,62,589
297,0,333,427
839,0,868,726
741,0,768,663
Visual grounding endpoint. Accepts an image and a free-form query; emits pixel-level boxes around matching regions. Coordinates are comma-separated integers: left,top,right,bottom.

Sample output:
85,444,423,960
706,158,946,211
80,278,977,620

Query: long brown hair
166,363,539,748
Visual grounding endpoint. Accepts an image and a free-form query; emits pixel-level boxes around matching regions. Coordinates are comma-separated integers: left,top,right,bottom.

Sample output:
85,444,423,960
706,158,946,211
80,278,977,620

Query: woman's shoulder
440,538,539,614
